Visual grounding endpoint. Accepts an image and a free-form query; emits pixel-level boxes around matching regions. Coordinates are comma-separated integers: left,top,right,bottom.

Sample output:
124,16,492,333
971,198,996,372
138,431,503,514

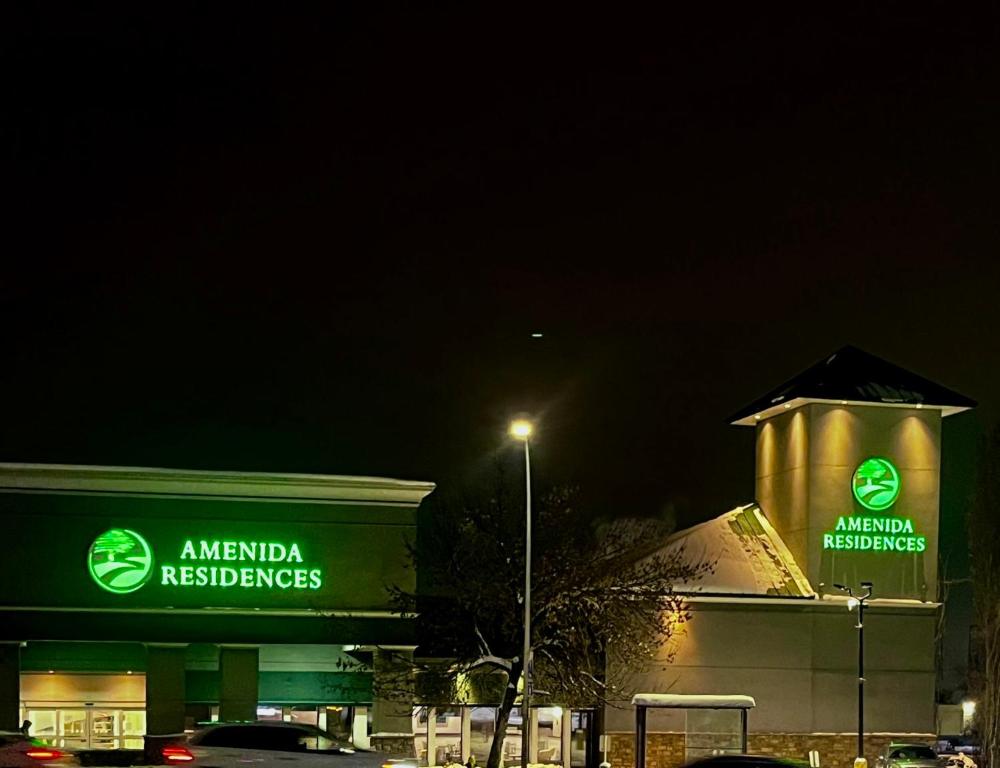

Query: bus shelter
632,694,756,767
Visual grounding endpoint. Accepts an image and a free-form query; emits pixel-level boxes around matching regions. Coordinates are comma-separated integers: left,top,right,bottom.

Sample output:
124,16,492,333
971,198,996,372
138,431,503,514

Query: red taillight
163,746,195,763
26,748,66,761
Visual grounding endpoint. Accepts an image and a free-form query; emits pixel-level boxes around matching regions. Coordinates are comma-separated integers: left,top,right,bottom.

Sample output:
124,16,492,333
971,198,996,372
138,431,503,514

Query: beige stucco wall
609,402,943,740
606,600,937,735
756,404,941,601
20,673,146,707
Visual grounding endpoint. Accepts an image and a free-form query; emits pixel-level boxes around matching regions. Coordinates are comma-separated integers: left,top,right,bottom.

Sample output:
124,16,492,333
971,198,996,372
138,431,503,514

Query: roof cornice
729,346,976,426
730,396,969,426
0,463,436,506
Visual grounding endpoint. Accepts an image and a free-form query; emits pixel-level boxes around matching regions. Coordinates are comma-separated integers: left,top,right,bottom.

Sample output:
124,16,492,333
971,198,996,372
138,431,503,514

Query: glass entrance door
59,710,88,749
25,709,145,749
89,710,119,750
121,711,146,749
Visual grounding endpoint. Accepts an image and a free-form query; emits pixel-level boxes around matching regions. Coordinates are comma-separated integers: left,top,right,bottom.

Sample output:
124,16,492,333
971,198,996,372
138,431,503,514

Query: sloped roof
658,504,814,598
729,346,976,425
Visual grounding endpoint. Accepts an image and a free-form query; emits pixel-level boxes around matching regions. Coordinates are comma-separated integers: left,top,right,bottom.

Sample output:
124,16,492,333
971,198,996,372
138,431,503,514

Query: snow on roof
631,694,756,709
657,503,815,598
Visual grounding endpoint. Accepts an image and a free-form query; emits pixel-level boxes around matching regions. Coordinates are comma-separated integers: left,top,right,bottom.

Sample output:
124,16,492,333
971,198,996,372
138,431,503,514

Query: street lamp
834,581,873,766
509,419,533,768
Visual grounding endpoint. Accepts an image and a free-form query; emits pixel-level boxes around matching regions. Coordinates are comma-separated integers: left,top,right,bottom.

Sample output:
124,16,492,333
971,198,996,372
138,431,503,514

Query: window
891,748,936,760
536,707,562,764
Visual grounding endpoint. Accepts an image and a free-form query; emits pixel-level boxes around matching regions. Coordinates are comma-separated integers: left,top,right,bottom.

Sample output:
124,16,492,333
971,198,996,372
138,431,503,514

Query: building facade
0,463,434,755
0,347,975,768
606,347,975,768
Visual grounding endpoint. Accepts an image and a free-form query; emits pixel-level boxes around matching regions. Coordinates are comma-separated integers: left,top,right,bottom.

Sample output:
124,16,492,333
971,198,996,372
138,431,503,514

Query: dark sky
3,3,998,535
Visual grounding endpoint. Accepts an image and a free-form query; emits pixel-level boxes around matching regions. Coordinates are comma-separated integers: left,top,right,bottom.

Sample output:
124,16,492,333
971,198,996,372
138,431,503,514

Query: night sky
3,2,997,546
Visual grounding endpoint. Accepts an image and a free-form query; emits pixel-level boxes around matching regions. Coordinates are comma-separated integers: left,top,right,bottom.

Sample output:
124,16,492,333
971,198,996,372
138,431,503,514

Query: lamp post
834,581,873,765
509,419,534,768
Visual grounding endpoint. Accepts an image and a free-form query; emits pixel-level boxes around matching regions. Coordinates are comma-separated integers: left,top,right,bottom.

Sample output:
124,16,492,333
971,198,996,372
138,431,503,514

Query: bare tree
969,426,1000,766
382,481,708,768
935,551,971,704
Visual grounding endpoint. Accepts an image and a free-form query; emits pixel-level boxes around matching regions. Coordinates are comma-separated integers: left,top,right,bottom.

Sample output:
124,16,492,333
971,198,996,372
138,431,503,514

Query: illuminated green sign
823,456,926,553
88,529,155,594
88,531,323,594
162,539,322,590
823,516,926,552
852,457,900,511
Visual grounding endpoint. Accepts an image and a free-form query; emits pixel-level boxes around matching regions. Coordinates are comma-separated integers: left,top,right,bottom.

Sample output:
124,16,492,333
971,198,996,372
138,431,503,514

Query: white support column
561,710,571,768
353,707,370,750
426,707,437,767
461,707,471,763
529,709,539,764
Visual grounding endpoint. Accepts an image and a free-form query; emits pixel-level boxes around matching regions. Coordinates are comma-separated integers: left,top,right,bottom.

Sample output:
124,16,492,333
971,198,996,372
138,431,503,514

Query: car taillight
26,748,66,761
163,746,195,763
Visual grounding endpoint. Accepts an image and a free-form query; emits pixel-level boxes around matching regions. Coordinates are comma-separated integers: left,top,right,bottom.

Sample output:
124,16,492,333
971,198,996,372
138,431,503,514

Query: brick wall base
609,732,936,768
371,734,417,756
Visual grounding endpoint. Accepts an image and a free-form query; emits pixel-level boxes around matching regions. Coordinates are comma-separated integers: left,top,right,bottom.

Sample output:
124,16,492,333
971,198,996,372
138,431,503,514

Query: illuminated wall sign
822,516,926,552
88,530,324,594
88,529,155,594
823,456,927,553
852,456,900,511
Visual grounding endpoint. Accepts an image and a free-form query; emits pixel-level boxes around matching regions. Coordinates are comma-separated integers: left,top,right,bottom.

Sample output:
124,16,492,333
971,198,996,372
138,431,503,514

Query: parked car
162,722,413,768
683,755,807,768
876,743,939,768
0,732,77,768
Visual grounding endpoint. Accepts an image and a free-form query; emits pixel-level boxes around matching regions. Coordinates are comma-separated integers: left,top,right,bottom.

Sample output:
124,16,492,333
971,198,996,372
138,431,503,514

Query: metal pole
635,706,647,768
740,709,748,754
857,597,865,760
521,438,532,768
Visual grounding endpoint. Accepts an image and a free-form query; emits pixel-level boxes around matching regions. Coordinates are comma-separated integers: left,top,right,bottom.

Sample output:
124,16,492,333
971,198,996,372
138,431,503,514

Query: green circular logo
88,529,154,594
852,457,901,511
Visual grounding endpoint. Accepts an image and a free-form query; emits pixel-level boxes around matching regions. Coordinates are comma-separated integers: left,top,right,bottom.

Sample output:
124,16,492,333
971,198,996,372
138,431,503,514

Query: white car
0,732,76,768
942,754,978,768
162,722,413,768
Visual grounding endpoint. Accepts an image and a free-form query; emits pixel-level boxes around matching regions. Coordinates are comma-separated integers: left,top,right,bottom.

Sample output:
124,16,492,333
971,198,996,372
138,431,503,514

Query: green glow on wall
88,529,155,594
852,456,901,511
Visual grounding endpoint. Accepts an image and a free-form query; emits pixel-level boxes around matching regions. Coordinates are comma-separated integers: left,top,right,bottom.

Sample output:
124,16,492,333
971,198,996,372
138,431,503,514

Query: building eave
730,396,971,427
0,463,436,506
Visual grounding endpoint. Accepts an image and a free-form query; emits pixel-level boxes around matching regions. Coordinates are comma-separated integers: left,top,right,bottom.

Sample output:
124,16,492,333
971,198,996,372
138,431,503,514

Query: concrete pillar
371,649,414,749
426,707,437,766
219,647,259,723
146,645,186,735
353,707,370,749
460,707,471,763
0,644,20,731
561,709,572,768
528,708,539,763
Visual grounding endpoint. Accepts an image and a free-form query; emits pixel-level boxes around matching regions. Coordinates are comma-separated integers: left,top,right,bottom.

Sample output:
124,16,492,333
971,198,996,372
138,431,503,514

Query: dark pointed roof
729,346,977,426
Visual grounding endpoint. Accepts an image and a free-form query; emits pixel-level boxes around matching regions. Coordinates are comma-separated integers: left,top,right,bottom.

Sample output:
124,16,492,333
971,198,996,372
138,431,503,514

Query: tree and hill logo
852,457,901,511
87,528,154,594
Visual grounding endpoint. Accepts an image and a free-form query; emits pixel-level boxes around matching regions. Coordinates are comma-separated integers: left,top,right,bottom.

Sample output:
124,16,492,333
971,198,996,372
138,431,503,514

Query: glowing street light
509,420,533,439
509,418,534,768
834,581,873,767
